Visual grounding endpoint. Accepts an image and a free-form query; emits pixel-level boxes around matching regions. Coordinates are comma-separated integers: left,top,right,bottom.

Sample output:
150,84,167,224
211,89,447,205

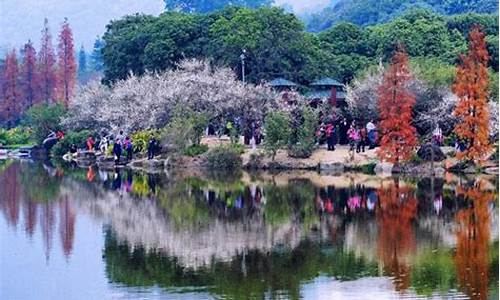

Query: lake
0,160,498,300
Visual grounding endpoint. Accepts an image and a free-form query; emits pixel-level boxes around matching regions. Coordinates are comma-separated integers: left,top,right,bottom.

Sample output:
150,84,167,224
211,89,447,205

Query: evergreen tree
90,37,104,73
78,45,87,82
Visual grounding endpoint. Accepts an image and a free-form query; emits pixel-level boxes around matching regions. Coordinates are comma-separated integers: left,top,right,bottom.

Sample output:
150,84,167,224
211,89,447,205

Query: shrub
163,106,210,153
131,129,162,153
22,103,67,144
51,130,93,156
263,111,291,160
288,105,318,158
184,144,209,157
206,145,242,170
0,127,31,146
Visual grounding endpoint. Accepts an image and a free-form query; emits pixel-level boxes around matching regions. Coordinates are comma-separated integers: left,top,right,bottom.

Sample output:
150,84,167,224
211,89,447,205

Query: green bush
131,129,162,153
51,130,93,156
288,105,318,158
163,106,210,153
206,145,242,170
0,127,31,146
184,144,209,157
22,103,67,144
263,111,291,160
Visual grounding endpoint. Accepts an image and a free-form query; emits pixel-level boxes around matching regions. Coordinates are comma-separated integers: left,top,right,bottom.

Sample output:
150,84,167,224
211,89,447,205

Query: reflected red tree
0,163,21,227
376,181,417,291
59,195,76,257
23,197,38,237
40,202,55,261
454,181,493,300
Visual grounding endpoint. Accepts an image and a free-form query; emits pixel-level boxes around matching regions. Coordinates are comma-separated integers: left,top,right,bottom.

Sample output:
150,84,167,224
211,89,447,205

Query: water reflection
0,159,498,300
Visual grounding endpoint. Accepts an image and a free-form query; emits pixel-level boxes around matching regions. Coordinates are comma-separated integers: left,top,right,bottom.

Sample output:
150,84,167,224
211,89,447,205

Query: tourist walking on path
113,139,122,165
124,136,133,161
87,135,95,152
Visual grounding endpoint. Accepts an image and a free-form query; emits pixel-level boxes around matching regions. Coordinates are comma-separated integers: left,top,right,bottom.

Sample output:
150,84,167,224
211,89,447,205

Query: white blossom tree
64,59,278,133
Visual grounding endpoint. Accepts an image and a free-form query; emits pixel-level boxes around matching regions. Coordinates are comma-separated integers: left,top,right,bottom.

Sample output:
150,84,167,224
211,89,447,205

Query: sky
0,0,331,53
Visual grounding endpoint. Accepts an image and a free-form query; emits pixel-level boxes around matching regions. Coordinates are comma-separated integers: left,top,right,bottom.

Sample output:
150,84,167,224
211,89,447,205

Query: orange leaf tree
452,26,490,162
377,47,418,163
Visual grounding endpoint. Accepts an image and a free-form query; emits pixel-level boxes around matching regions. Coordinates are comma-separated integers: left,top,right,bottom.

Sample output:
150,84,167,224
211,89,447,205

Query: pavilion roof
267,77,298,87
310,77,343,87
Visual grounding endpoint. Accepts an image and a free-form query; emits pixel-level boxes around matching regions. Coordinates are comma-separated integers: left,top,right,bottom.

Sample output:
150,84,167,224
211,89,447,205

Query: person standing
99,135,108,156
113,139,122,165
366,120,376,149
339,118,349,145
326,122,336,151
358,127,367,153
147,137,156,160
116,130,125,144
87,135,95,152
124,136,133,161
347,125,359,152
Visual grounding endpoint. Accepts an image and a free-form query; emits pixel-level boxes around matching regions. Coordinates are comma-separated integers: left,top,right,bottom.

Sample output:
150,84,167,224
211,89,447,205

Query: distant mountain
306,0,499,31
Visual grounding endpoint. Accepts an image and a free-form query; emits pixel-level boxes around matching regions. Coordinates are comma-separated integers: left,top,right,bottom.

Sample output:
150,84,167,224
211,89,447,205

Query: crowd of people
316,118,378,153
64,130,160,165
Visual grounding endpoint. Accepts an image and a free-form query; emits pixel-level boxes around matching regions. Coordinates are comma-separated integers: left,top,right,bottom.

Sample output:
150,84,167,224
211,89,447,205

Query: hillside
306,0,499,31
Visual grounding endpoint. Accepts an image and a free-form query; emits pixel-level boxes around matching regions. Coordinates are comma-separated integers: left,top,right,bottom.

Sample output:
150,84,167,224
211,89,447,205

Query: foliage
377,48,418,163
306,1,498,30
288,105,318,158
22,103,66,144
38,18,57,104
164,0,271,13
411,249,456,296
56,18,77,106
130,129,162,153
1,49,20,127
51,129,92,156
184,144,209,157
263,111,291,160
0,127,31,146
206,144,242,170
163,106,210,153
21,41,41,109
452,27,491,162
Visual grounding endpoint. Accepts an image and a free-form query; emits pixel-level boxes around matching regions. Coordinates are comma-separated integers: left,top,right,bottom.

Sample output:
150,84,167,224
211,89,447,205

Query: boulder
29,146,48,160
319,162,344,174
77,151,96,161
417,143,445,161
374,162,394,175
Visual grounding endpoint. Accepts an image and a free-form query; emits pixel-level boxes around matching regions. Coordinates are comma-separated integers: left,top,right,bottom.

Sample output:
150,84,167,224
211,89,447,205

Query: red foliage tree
376,181,417,291
452,26,491,162
21,40,40,109
454,181,493,300
57,18,77,106
1,49,21,126
377,47,418,163
38,18,57,104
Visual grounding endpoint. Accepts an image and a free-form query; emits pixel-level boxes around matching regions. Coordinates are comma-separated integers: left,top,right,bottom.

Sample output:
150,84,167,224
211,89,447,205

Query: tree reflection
454,181,494,300
376,180,417,291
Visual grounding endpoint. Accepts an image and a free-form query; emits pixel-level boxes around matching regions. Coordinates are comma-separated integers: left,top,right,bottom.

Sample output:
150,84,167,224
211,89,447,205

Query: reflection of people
112,170,122,190
367,190,378,211
86,166,95,182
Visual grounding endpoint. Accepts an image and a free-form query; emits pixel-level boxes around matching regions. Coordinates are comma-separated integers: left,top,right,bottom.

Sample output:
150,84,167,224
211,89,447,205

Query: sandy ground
201,135,379,167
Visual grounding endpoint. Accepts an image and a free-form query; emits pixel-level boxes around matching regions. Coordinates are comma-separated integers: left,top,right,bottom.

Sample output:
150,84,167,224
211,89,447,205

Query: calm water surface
0,160,498,300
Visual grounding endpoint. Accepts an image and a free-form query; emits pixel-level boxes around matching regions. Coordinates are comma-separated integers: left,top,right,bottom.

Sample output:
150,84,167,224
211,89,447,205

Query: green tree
21,103,66,144
263,111,291,160
164,0,272,13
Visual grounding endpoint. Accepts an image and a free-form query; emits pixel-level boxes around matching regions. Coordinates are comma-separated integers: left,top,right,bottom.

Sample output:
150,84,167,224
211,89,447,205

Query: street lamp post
240,49,246,83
